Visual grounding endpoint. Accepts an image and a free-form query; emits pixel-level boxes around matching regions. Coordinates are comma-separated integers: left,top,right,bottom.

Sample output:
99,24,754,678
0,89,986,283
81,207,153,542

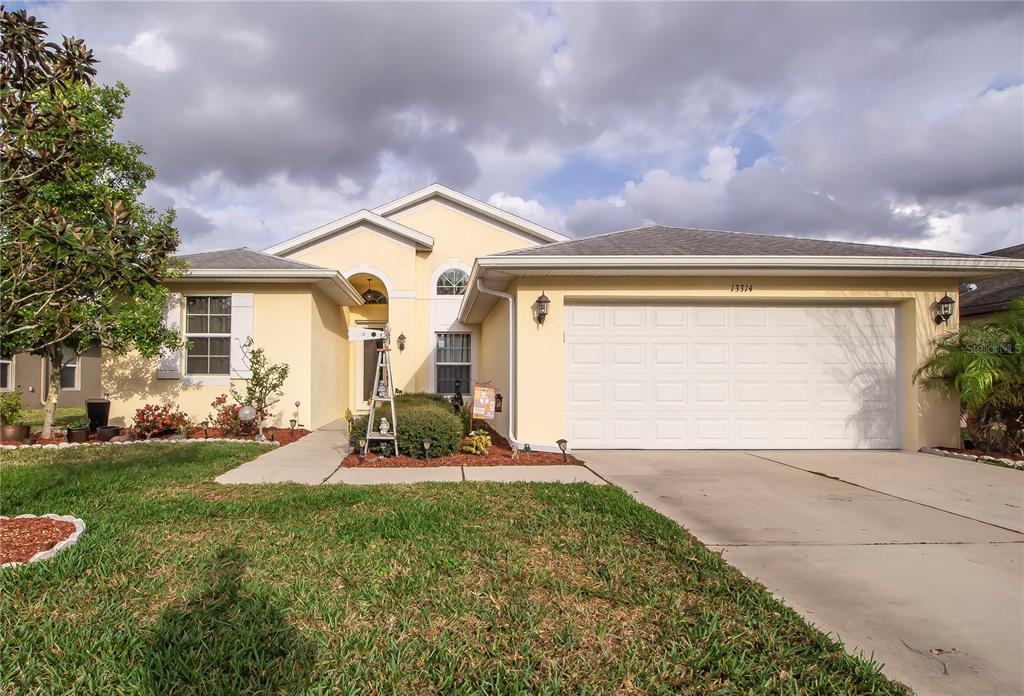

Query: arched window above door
436,268,469,296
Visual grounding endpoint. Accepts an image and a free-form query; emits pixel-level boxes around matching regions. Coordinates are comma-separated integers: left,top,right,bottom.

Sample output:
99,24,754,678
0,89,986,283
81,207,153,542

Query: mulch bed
342,424,579,468
1,427,311,447
0,517,77,565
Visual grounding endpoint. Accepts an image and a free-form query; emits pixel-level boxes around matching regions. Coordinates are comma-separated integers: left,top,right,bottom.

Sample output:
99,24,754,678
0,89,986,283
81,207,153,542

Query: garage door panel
565,304,899,449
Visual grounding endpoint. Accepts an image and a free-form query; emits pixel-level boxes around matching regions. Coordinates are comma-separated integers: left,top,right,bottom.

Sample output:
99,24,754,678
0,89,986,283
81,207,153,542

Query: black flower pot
97,425,121,442
67,427,90,443
85,399,111,432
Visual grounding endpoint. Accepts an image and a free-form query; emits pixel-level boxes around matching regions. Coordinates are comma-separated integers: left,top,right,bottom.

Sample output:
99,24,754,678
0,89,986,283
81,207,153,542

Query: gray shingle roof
177,248,329,271
502,225,979,258
961,244,1024,317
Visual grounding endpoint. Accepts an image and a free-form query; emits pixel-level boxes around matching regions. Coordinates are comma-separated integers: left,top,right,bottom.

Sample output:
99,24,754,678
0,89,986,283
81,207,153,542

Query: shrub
915,296,1024,454
208,394,254,436
134,403,190,436
0,389,24,425
349,396,462,458
229,338,289,422
462,430,492,455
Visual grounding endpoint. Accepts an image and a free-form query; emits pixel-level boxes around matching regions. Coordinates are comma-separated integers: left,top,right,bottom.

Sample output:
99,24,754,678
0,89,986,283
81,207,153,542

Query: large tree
1,8,182,437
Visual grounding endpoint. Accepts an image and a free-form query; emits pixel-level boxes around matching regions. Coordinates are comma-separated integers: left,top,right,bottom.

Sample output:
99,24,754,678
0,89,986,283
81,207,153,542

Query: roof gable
177,248,330,270
372,183,568,245
263,210,433,257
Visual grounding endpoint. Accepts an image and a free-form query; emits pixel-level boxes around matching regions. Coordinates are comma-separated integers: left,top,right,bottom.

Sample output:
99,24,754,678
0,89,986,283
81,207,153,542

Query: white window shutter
156,293,183,379
230,292,254,379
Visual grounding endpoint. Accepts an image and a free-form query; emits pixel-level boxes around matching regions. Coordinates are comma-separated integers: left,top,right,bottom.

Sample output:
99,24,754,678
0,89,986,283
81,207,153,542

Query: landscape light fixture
935,294,956,324
556,438,568,463
535,292,550,324
422,437,432,461
267,426,277,442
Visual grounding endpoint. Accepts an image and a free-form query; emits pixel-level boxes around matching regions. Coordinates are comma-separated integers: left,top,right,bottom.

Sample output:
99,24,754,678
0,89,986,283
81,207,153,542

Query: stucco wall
512,275,962,452
477,298,511,437
284,199,547,408
309,287,349,429
8,344,103,408
104,283,318,430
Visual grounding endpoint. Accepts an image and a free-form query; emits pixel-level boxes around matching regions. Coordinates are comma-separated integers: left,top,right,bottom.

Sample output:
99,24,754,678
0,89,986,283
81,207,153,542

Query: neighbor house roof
174,248,363,306
371,183,569,244
960,243,1024,317
459,225,1024,324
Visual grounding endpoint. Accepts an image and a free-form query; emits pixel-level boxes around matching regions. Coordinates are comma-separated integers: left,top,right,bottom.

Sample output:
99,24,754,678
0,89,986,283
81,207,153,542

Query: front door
361,337,384,408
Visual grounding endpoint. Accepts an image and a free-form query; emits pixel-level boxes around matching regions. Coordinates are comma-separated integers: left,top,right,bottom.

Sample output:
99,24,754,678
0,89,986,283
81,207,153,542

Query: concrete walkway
215,419,350,484
216,420,604,485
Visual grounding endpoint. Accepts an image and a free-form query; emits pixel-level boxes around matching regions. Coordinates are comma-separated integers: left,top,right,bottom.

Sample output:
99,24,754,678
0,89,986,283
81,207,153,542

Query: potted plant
0,390,30,441
96,425,121,442
85,394,111,433
66,419,90,443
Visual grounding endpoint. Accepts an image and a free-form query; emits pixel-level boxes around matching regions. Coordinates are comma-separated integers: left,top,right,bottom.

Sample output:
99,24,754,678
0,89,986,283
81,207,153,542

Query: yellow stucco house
103,184,1023,451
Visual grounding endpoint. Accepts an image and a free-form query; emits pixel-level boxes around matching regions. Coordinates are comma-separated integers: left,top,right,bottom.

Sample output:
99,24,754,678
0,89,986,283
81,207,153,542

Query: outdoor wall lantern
397,333,406,351
935,294,956,324
556,438,568,463
495,393,503,413
535,292,550,324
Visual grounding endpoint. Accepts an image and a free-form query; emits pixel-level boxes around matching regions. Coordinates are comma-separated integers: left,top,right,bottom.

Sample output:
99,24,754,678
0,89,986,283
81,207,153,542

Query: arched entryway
347,272,389,410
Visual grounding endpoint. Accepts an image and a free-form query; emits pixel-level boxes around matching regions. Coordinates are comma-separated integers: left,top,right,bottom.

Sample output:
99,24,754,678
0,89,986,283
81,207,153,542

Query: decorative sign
472,384,497,420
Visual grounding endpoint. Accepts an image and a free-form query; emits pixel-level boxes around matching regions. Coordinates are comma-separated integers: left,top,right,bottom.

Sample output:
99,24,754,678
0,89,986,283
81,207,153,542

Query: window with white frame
0,357,11,391
436,268,468,296
60,355,78,389
436,332,471,394
185,296,231,375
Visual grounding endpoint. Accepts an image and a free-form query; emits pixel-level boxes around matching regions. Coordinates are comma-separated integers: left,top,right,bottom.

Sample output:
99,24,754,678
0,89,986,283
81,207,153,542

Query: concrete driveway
584,450,1024,696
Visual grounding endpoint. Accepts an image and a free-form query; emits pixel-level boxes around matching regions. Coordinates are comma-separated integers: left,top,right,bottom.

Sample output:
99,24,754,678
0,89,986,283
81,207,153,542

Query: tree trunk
41,349,64,439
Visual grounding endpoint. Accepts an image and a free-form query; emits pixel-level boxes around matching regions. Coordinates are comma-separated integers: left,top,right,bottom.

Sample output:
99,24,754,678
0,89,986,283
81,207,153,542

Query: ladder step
367,433,396,439
371,396,394,402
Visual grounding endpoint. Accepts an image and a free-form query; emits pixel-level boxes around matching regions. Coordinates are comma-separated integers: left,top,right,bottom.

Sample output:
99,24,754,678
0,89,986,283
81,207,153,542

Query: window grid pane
185,295,232,375
436,269,468,296
0,362,9,390
60,365,77,389
436,333,470,393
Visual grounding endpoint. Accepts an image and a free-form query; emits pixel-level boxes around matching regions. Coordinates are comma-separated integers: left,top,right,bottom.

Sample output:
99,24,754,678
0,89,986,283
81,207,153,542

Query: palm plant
914,296,1024,454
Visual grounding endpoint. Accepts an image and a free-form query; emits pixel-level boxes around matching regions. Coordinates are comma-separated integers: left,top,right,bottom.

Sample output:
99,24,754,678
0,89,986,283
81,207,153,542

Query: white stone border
919,447,1024,470
1,438,282,451
1,514,86,568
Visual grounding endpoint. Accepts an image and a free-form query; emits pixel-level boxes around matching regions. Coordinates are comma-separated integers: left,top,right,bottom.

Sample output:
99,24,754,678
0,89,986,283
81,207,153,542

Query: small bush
0,389,24,425
462,430,492,455
349,396,462,458
134,403,190,436
208,394,254,436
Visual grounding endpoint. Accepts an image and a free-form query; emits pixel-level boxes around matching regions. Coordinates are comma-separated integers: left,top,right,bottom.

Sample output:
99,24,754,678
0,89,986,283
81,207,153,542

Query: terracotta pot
97,425,121,442
67,427,90,443
1,424,30,441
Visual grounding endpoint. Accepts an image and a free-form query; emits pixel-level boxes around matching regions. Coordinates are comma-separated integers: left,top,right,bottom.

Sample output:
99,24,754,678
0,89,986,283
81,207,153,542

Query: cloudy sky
28,1,1024,253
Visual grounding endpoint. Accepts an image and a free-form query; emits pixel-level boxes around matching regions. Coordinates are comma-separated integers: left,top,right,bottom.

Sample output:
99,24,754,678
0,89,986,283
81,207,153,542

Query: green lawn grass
22,406,87,428
0,444,909,695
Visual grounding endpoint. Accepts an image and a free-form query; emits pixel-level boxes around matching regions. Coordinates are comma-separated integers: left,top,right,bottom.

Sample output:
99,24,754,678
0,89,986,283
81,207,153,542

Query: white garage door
564,304,900,449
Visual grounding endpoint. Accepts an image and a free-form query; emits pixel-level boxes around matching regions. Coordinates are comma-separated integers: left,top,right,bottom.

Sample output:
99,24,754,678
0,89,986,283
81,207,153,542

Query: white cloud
112,31,178,72
488,193,565,232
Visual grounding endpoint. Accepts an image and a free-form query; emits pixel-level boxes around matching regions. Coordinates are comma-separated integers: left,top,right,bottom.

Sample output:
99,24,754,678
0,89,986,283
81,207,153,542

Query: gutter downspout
476,279,517,443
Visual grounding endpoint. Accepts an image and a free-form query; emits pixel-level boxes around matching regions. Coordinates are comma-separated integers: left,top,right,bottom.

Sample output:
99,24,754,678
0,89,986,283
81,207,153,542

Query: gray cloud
29,1,1024,253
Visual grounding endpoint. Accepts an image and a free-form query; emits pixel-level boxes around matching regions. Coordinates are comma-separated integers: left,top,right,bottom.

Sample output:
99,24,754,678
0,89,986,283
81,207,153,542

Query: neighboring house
102,184,1023,451
960,243,1024,323
1,345,103,410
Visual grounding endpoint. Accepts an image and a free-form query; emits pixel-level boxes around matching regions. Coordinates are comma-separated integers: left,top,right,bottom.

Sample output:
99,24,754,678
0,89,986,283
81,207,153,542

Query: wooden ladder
363,327,398,457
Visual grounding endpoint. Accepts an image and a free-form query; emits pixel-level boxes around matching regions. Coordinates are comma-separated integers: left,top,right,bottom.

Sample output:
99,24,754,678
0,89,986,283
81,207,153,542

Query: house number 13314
731,283,753,293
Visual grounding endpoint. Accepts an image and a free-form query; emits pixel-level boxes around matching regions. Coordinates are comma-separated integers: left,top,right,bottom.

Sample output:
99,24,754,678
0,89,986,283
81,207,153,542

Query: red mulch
342,423,577,468
1,427,311,447
0,517,76,564
937,446,1022,461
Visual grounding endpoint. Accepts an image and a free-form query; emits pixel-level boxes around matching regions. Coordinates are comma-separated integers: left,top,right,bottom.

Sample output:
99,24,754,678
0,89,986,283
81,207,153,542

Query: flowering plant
209,394,254,436
133,403,189,436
